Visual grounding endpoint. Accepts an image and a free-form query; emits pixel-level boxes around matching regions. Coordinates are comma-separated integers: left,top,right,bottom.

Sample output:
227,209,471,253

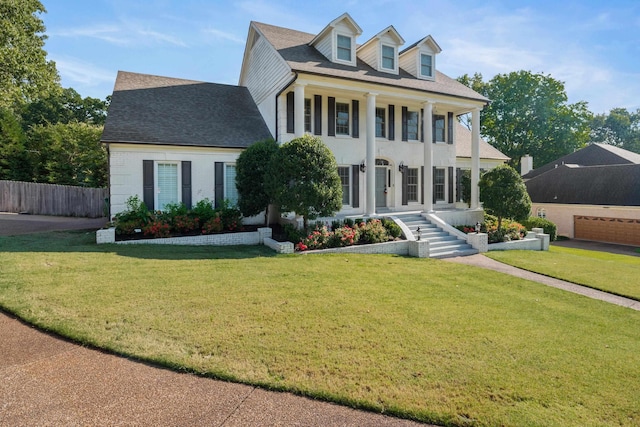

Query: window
337,34,352,61
225,164,238,206
537,207,546,219
335,102,350,135
433,115,445,142
381,45,395,70
338,166,350,205
420,53,433,78
407,168,418,202
304,98,312,133
407,110,419,140
157,163,179,211
375,107,386,138
434,168,445,201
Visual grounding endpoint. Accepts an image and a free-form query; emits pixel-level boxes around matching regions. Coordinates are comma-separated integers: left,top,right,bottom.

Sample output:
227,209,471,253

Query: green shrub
217,200,243,231
202,216,223,234
358,219,388,244
382,218,402,238
114,195,151,234
171,214,200,234
522,216,557,241
327,226,360,248
191,199,216,223
163,202,188,217
484,214,526,243
142,219,171,238
283,223,305,244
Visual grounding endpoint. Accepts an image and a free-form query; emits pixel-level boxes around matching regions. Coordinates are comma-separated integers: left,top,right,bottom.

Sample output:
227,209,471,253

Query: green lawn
486,246,640,301
1,231,639,427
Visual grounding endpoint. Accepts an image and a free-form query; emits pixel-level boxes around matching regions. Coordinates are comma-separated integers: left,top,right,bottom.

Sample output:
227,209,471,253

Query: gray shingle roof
525,163,640,206
455,123,510,160
101,71,272,148
252,22,489,104
522,143,640,179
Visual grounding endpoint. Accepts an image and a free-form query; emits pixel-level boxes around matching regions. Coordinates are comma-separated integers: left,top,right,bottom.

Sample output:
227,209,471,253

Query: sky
41,0,640,114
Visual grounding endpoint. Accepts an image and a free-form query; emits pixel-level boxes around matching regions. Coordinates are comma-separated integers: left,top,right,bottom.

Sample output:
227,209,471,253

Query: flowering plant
143,220,171,238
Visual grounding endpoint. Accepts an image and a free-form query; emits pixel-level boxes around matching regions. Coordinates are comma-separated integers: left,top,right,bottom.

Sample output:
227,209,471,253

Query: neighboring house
103,13,498,222
524,144,640,245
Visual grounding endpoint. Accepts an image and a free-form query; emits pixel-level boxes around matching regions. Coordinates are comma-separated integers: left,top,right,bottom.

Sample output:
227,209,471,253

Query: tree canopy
590,107,640,154
458,71,592,169
266,135,342,229
235,138,279,223
479,164,531,231
0,0,59,110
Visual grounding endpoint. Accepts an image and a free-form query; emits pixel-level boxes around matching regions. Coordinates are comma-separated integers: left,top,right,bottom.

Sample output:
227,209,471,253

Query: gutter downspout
274,72,298,142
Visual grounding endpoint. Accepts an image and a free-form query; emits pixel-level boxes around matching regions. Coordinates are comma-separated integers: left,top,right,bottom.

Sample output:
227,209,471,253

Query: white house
102,13,495,227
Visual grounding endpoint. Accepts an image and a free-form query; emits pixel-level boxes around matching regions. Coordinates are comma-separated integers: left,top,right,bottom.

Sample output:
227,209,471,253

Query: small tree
479,164,531,231
266,135,342,229
235,138,278,224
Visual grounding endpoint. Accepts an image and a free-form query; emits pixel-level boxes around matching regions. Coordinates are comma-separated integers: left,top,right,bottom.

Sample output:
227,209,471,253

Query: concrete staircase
396,214,478,259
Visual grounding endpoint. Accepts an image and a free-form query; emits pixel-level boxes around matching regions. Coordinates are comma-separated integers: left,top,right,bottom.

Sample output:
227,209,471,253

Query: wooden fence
0,180,108,218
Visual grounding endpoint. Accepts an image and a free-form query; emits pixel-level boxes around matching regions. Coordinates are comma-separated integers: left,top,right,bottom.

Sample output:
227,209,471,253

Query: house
103,13,497,227
524,144,640,245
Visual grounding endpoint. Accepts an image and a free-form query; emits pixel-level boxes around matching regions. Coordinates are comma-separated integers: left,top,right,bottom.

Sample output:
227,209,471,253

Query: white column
366,93,377,216
423,101,434,212
471,107,481,209
293,83,305,137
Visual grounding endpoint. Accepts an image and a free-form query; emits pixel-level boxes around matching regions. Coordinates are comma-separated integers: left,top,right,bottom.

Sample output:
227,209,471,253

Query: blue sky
42,0,640,114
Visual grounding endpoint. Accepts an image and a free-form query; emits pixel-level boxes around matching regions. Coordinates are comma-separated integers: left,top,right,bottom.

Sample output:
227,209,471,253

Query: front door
375,167,387,208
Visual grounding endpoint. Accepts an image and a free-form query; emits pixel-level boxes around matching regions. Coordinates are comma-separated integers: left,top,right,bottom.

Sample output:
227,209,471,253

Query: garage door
574,215,640,246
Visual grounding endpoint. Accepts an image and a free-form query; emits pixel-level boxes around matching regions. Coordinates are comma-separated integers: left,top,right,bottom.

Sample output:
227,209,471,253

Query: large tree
0,0,59,110
21,88,110,128
458,71,592,169
266,135,342,229
479,164,531,231
235,138,278,224
590,108,640,154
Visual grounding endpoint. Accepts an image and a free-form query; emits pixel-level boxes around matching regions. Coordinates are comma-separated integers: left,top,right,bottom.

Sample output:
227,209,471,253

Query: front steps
396,214,478,259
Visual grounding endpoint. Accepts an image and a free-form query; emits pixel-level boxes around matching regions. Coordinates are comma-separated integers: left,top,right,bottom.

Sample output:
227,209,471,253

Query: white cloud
202,28,245,45
51,21,186,47
51,56,115,87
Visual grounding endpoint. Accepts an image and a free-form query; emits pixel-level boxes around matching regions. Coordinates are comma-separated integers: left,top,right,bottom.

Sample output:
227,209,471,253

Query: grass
1,231,639,426
486,246,640,301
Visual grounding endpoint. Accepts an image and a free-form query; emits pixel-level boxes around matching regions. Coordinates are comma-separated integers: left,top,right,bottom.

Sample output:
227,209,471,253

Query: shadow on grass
0,229,277,260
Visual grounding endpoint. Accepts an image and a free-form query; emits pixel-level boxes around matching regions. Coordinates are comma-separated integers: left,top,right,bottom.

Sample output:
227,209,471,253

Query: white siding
399,49,418,77
314,32,333,61
241,36,291,106
357,42,377,70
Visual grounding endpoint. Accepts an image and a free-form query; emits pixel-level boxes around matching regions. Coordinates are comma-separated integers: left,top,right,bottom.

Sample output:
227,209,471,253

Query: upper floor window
336,102,350,135
420,53,433,78
337,34,352,62
375,107,386,138
433,115,445,142
304,98,312,133
381,45,395,70
407,110,419,140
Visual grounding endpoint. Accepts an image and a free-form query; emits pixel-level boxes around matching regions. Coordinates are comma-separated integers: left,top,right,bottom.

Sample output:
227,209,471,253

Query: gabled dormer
309,12,362,67
399,35,442,81
357,26,405,75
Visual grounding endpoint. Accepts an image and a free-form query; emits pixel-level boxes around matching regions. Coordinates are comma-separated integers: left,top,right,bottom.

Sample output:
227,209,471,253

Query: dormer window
420,53,433,78
382,45,395,70
337,34,352,62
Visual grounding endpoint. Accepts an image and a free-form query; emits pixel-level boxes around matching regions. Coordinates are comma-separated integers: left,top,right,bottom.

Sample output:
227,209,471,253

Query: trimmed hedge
522,216,557,241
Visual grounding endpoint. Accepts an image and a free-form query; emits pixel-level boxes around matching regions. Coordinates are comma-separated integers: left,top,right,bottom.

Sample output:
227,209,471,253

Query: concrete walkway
445,253,640,311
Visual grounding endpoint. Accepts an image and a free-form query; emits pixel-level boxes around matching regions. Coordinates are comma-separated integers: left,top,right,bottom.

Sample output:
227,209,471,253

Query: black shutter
352,99,359,138
314,95,322,135
456,168,462,203
286,91,294,134
432,167,437,204
421,166,424,204
181,161,192,209
214,162,224,208
420,108,424,142
448,166,454,203
401,106,408,141
432,115,437,143
352,165,359,208
328,97,336,136
448,112,454,144
388,105,395,141
401,168,408,206
143,160,154,210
